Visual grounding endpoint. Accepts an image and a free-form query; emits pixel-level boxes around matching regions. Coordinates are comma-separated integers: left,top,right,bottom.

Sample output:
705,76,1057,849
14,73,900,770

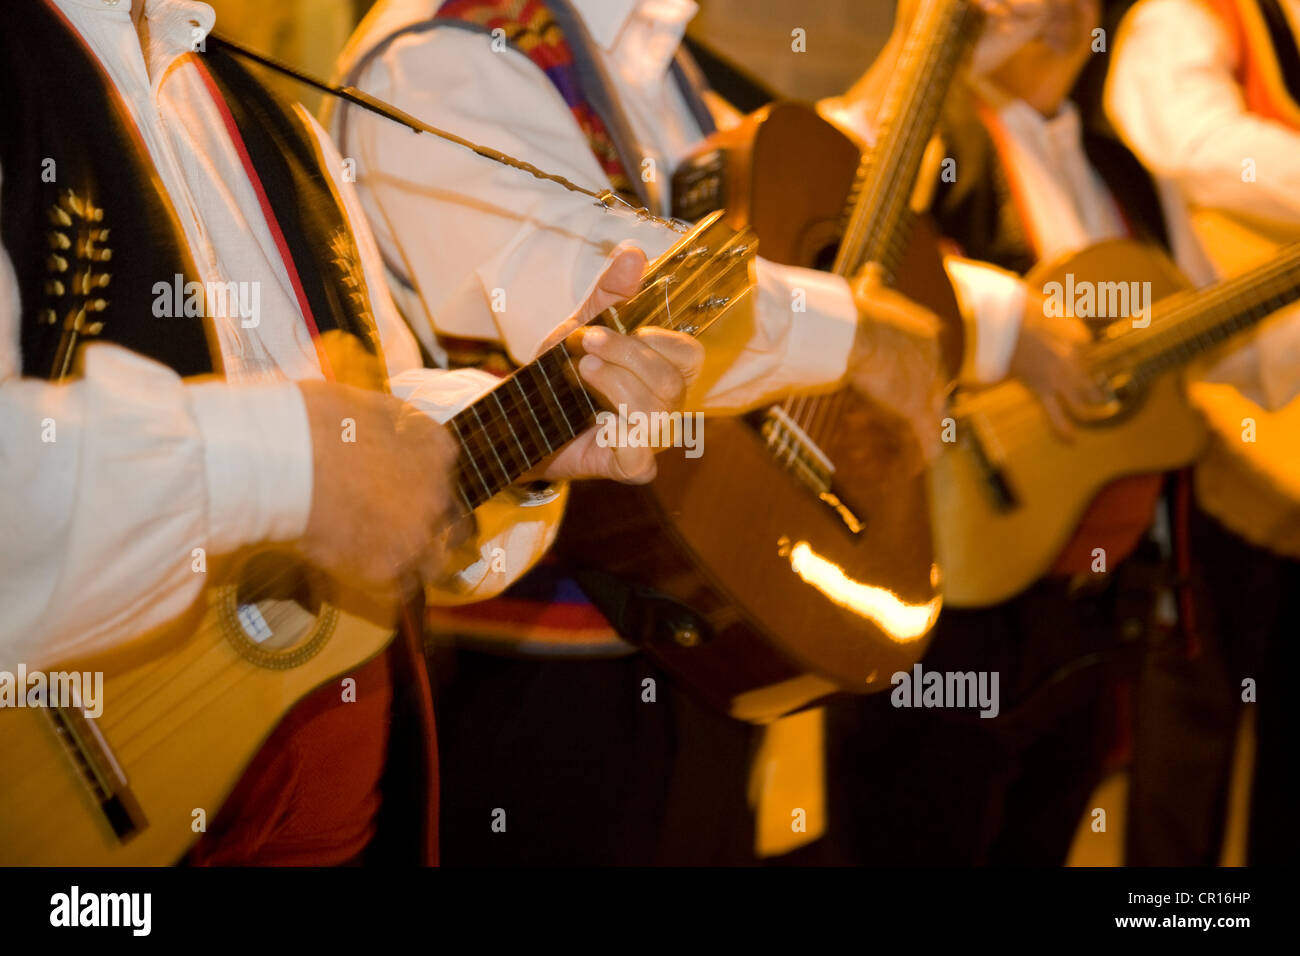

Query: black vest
0,0,380,381
930,84,1170,277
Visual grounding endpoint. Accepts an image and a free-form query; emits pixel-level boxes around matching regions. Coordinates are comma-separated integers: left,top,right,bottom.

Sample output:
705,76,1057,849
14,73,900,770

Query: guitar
557,0,983,721
0,212,757,865
930,237,1300,607
1187,207,1300,559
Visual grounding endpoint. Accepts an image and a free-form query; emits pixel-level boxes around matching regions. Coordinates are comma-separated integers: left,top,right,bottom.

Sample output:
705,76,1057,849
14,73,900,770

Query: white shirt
1105,0,1300,411
0,0,543,670
331,0,858,414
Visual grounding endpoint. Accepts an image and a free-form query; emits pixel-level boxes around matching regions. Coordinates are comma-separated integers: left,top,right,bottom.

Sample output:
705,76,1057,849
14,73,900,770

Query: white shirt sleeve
336,27,855,410
944,257,1028,385
0,144,315,670
0,342,313,671
1105,0,1300,409
1106,0,1300,223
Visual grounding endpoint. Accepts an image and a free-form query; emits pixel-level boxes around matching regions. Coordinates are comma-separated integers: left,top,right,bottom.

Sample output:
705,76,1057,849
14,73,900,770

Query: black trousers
1125,507,1298,865
429,647,759,866
819,557,1157,866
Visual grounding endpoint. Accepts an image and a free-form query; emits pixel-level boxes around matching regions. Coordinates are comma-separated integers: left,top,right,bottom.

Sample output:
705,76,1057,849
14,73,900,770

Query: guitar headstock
597,210,758,340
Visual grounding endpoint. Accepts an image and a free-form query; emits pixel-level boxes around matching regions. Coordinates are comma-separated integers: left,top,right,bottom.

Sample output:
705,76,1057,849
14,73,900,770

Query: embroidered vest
0,5,383,383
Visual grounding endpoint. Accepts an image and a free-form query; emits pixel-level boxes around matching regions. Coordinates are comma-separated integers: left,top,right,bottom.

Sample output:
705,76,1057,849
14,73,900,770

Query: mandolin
0,212,756,865
558,0,984,721
930,237,1300,607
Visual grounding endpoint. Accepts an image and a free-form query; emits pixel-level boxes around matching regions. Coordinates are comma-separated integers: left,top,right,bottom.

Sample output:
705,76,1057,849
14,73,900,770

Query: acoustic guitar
1187,207,1300,559
0,212,756,865
557,0,984,721
930,237,1300,607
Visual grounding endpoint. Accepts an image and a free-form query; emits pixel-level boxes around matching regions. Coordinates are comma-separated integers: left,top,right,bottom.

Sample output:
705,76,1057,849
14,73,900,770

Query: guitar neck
1092,242,1300,388
831,0,982,279
447,212,757,511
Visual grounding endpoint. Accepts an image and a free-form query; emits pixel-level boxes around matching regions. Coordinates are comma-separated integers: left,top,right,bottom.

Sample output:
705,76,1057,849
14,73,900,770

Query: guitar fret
492,388,532,466
560,341,599,417
514,375,554,454
449,416,494,503
519,359,574,450
469,401,512,485
536,349,578,438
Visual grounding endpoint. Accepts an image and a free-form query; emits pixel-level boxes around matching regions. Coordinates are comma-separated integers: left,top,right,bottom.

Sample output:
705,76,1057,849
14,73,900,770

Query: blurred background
207,0,895,111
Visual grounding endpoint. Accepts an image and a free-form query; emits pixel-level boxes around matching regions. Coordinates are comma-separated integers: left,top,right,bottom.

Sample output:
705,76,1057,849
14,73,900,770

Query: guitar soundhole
216,552,338,670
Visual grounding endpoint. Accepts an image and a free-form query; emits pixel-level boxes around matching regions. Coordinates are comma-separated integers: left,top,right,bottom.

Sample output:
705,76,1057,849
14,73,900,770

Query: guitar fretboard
448,341,598,512
832,0,982,280
444,211,758,513
1091,243,1300,387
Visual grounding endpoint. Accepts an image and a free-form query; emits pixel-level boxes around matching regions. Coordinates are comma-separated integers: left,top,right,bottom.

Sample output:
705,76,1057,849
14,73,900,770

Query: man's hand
1010,291,1106,439
847,265,949,460
296,381,468,603
530,244,705,484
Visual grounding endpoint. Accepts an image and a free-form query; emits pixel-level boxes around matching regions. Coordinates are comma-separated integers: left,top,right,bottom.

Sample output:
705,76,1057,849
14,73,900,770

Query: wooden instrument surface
561,0,982,720
1,557,396,866
1,214,759,864
930,236,1300,606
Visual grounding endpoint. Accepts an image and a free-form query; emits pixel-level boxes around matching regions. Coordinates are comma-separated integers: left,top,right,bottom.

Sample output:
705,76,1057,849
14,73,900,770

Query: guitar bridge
45,704,146,844
759,407,865,534
963,424,1019,512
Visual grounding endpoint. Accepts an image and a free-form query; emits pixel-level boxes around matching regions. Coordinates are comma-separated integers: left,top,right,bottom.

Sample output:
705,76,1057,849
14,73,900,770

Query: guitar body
930,240,1200,607
0,557,395,865
558,404,939,721
559,103,957,721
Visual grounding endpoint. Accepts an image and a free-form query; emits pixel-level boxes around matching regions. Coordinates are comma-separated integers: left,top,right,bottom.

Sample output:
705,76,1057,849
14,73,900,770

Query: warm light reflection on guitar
784,541,942,642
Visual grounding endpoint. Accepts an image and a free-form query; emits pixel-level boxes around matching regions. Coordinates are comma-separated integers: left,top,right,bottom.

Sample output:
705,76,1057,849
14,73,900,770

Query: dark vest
2,0,437,865
0,0,381,382
930,86,1169,275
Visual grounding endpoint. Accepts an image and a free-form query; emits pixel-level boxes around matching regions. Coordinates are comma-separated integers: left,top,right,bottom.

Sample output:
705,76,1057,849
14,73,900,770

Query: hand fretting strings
964,242,1300,445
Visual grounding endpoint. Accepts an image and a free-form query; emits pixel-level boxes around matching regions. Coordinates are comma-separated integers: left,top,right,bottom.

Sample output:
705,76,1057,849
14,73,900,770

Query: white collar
569,0,698,53
55,0,215,85
569,0,642,49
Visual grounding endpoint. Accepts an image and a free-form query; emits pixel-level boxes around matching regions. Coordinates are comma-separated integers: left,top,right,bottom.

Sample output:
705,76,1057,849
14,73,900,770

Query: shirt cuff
757,258,858,388
187,381,314,554
944,257,1027,385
